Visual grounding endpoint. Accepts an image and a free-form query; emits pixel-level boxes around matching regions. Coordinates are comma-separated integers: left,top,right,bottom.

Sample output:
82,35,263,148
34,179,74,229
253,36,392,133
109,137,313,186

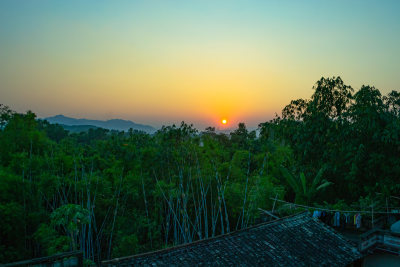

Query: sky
0,0,399,129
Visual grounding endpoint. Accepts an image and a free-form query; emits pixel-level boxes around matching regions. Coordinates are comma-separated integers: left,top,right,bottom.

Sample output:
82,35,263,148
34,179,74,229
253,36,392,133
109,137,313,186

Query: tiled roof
102,213,361,266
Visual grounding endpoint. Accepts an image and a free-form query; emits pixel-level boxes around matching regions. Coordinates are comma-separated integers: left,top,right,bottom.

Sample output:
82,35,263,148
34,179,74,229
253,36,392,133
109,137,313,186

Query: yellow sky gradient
1,1,399,129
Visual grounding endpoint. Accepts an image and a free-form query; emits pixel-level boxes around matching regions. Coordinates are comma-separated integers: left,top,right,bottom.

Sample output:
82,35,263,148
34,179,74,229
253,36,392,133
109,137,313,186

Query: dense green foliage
1,77,399,263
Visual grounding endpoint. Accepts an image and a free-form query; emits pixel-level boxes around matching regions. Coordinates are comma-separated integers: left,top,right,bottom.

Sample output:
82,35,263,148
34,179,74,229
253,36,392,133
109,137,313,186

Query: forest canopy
1,77,400,263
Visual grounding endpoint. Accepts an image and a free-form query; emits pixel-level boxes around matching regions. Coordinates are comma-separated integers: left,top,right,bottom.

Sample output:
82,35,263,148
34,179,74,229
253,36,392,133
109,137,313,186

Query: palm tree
280,166,332,204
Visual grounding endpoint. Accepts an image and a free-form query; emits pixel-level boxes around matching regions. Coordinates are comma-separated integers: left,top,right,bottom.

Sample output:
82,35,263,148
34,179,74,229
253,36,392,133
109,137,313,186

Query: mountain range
44,115,156,133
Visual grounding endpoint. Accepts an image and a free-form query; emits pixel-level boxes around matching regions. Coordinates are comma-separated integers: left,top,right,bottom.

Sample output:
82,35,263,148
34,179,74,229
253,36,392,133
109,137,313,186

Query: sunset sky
1,0,399,129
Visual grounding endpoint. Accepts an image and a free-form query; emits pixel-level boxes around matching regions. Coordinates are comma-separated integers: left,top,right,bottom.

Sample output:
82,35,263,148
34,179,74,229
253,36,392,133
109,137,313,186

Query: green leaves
1,77,400,262
316,181,333,191
51,204,89,234
300,172,307,195
280,166,332,205
34,224,70,256
280,166,301,195
310,76,354,119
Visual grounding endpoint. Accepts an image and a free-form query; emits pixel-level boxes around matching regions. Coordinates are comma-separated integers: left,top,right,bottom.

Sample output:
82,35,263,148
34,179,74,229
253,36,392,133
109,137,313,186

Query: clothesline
270,198,399,215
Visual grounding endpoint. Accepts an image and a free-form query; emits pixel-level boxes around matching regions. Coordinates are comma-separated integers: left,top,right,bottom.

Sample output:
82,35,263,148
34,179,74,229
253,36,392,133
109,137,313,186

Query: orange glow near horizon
1,1,398,129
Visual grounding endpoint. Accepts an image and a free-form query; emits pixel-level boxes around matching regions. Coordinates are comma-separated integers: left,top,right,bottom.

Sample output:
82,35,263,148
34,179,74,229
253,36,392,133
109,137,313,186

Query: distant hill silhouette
45,115,156,133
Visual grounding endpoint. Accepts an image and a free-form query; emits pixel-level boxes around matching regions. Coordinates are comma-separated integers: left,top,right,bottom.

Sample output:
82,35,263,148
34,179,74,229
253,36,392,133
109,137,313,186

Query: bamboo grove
1,77,400,264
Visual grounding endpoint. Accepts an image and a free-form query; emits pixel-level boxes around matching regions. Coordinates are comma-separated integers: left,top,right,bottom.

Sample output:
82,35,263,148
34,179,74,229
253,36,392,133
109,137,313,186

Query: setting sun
222,119,227,125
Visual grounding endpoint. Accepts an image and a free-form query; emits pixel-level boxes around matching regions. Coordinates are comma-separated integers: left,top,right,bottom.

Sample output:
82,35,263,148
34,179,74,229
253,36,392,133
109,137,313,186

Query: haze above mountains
45,115,156,133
